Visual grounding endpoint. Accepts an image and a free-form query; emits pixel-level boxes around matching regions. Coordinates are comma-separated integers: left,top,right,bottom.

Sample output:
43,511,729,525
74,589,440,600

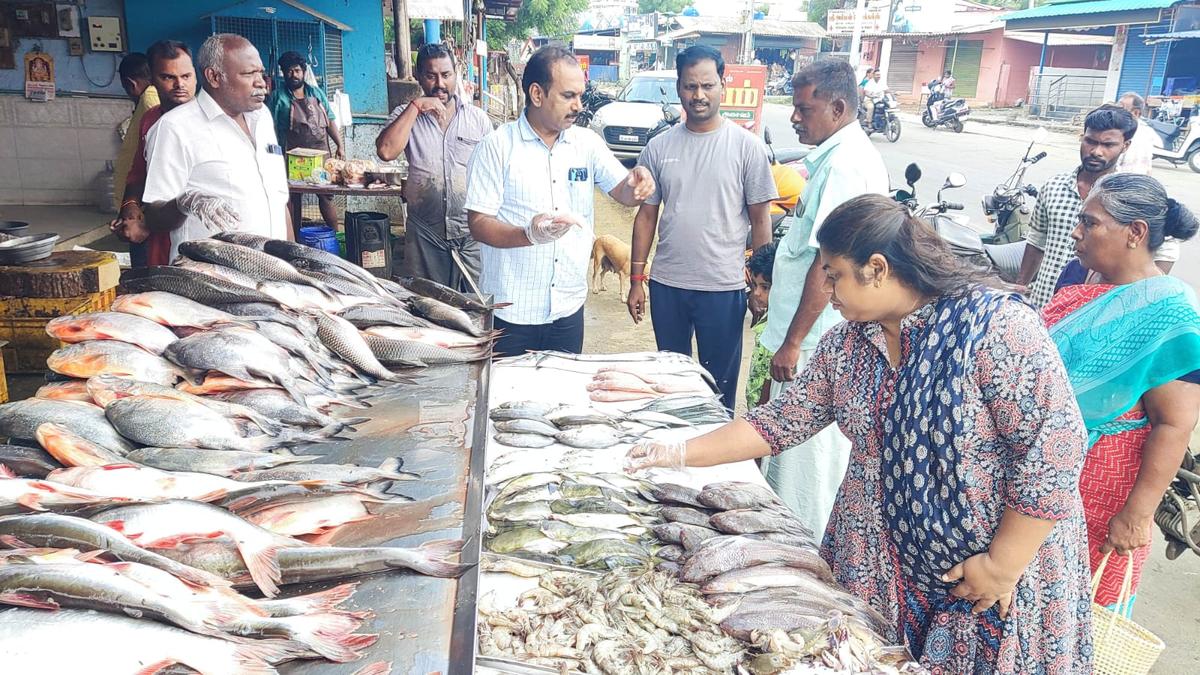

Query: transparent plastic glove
177,189,241,233
524,212,581,245
624,440,687,473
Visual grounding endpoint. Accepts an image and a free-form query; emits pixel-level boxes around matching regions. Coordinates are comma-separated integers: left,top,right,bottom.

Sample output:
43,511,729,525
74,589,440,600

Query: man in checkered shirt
1016,107,1153,307
466,47,655,356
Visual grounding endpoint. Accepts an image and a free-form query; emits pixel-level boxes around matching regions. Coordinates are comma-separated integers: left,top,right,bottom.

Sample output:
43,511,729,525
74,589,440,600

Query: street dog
590,234,638,300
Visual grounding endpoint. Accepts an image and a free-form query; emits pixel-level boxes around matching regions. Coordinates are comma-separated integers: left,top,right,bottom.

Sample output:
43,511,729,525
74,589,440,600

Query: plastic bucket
298,225,340,256
0,221,30,237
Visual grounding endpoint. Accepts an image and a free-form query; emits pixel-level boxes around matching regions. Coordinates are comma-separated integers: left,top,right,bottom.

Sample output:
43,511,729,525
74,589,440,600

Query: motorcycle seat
1147,118,1184,143
933,215,985,255
982,241,1027,282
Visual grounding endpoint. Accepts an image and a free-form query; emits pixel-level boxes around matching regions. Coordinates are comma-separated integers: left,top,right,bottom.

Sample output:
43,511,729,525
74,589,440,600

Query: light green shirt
761,123,889,354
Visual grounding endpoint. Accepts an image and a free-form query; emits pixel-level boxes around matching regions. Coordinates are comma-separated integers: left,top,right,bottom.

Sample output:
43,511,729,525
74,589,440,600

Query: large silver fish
209,388,366,432
120,266,276,306
314,311,403,381
363,333,487,367
86,374,282,435
0,398,134,455
407,296,484,337
125,446,318,477
111,291,252,329
103,396,329,452
47,340,190,386
45,311,179,355
162,327,311,402
679,535,832,584
263,239,392,297
179,239,338,297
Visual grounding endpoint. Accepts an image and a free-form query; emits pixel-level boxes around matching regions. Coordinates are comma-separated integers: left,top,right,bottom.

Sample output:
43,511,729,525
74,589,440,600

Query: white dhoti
759,347,852,539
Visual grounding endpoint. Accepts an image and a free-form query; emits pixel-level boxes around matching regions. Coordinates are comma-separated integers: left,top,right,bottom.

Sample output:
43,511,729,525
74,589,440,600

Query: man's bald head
197,33,267,115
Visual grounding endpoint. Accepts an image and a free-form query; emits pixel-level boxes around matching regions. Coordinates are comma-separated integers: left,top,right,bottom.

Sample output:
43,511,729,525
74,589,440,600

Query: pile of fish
484,471,666,570
0,235,495,671
479,556,745,673
640,481,892,650
741,615,926,675
586,366,714,402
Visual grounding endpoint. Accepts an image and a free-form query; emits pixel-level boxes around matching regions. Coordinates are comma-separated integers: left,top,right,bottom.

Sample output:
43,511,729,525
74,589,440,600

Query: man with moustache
377,43,492,290
109,40,197,266
267,50,345,231
142,34,291,261
756,58,887,533
466,46,655,357
626,45,778,412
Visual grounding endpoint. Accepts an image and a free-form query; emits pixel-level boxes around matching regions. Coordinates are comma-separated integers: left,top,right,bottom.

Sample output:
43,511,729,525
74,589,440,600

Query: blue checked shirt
465,114,626,325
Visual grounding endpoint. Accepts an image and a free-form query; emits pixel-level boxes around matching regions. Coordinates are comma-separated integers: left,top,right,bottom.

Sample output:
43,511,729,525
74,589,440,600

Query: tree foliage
487,0,590,50
638,0,689,13
808,0,845,27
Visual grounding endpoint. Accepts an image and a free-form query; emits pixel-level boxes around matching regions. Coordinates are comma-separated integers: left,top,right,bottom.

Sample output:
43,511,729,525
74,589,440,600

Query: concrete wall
123,0,388,116
0,94,126,206
0,0,127,98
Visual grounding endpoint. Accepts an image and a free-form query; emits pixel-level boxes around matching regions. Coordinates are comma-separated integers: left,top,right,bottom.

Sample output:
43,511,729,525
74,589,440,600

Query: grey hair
792,58,859,112
197,33,245,86
1092,173,1199,249
1119,91,1148,115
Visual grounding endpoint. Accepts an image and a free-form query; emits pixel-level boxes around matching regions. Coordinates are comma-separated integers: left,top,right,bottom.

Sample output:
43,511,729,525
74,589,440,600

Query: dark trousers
649,280,746,410
128,241,148,268
494,307,585,358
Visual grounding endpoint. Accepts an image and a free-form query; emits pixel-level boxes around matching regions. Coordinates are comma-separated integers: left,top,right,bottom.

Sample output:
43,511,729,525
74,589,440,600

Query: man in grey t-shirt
627,45,778,410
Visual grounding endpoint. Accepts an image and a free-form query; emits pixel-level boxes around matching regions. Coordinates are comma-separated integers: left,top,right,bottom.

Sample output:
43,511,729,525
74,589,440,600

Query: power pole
742,0,755,63
393,0,413,80
848,0,867,68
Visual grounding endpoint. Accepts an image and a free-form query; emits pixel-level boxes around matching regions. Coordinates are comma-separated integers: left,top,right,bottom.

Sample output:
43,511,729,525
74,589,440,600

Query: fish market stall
0,235,495,674
476,352,924,674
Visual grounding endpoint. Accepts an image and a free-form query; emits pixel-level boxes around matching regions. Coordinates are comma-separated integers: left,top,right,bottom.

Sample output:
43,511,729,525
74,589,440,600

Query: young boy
744,242,776,411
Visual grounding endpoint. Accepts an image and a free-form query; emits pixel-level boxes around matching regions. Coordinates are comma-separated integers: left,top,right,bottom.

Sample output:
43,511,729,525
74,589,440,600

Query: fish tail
232,639,305,673
258,582,359,616
270,613,376,662
239,542,285,598
394,539,471,578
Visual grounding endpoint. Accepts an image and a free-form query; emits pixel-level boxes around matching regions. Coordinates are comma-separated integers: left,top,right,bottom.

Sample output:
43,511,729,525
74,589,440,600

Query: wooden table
286,181,405,236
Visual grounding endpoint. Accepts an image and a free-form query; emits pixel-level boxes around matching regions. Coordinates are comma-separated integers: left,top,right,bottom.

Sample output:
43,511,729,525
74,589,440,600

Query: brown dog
590,234,637,300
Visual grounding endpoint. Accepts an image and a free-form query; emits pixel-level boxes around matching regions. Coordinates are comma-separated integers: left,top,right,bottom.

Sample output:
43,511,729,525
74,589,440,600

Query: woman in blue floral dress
627,194,1093,674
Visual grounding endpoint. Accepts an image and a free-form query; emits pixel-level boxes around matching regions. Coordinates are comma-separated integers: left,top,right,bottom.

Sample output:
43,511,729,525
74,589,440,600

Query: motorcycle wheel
1189,148,1200,174
950,117,965,133
921,110,935,128
886,119,901,143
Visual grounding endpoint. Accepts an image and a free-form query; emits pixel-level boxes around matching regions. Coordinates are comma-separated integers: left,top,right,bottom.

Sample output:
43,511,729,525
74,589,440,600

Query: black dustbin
344,211,392,279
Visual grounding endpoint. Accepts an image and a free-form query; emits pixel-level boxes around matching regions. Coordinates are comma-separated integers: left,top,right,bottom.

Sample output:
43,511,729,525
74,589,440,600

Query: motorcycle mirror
904,163,922,187
764,128,773,145
944,172,967,189
1033,127,1048,144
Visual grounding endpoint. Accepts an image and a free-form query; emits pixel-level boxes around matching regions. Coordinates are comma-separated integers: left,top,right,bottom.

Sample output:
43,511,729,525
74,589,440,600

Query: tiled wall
0,94,127,206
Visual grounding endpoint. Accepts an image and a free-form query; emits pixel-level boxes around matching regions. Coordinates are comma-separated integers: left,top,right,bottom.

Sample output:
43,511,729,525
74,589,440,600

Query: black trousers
494,307,585,357
649,279,746,411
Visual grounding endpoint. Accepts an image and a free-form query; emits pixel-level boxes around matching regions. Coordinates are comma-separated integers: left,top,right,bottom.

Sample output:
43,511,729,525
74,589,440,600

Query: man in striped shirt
466,46,655,356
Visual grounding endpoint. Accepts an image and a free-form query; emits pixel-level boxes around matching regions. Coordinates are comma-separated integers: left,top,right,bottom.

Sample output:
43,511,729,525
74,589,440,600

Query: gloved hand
177,190,241,233
624,440,687,473
524,212,581,245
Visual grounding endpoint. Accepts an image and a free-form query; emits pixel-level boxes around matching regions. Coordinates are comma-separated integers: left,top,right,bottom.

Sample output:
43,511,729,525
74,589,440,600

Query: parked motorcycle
766,75,793,97
645,88,682,143
1148,115,1200,173
981,127,1048,244
861,93,902,143
1156,448,1200,561
744,128,812,251
574,80,615,128
922,79,970,133
893,163,1024,282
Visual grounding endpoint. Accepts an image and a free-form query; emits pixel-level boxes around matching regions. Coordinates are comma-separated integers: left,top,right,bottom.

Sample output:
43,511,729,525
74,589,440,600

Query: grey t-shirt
638,120,779,291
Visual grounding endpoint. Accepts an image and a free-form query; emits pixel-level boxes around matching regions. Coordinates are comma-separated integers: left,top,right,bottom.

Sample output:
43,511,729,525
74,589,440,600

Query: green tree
808,0,845,26
638,0,689,13
486,0,590,51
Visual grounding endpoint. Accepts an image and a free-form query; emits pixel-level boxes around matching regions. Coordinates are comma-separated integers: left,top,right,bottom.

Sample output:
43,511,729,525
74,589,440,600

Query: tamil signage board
720,64,766,135
408,0,465,21
574,34,622,51
826,8,888,34
827,0,955,34
625,14,657,40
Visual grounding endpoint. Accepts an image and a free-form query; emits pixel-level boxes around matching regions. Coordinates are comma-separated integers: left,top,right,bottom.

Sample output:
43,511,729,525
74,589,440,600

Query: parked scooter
981,127,1049,244
893,163,1025,282
766,75,793,97
861,92,902,143
1147,115,1200,173
574,80,614,128
744,128,812,251
1156,448,1200,561
922,79,970,133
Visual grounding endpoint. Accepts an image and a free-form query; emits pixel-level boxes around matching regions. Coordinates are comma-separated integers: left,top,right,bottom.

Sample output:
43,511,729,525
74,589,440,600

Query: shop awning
1003,0,1182,31
1143,29,1200,44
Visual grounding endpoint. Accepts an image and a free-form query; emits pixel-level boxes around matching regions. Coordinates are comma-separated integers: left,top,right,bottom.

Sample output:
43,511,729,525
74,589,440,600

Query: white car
589,70,680,160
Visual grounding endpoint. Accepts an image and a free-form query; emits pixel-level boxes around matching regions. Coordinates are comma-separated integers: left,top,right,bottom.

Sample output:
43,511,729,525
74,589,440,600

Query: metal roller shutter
888,43,919,96
944,39,984,98
1118,17,1174,98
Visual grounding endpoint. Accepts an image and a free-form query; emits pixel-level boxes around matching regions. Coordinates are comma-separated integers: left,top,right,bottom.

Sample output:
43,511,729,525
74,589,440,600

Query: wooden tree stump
0,251,120,298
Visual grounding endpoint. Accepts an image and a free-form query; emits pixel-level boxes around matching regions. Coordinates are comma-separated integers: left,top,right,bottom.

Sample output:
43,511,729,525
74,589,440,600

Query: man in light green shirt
758,60,889,536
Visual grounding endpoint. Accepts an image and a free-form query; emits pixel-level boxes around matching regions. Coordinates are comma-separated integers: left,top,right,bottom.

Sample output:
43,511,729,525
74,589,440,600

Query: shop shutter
888,43,919,96
324,28,345,94
1118,16,1175,98
943,39,984,98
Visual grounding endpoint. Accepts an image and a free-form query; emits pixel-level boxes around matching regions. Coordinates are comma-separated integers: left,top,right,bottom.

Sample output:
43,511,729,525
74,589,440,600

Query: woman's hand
623,441,686,473
943,551,1021,617
1102,507,1153,555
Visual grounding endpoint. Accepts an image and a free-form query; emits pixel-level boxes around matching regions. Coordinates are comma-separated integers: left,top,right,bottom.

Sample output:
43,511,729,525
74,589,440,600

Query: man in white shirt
143,33,290,261
466,46,655,357
760,59,888,534
1116,92,1158,175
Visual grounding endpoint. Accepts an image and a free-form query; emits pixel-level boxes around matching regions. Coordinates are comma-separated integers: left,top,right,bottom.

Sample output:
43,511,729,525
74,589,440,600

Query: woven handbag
1090,551,1165,675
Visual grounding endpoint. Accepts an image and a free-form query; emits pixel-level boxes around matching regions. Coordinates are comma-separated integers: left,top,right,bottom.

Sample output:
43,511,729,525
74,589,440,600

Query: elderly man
377,43,491,291
466,46,655,357
267,50,345,231
1116,92,1158,175
110,40,197,266
143,33,289,261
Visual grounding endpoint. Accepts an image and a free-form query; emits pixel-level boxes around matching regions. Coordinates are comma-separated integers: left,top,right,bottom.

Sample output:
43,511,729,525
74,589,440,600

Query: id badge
568,167,588,182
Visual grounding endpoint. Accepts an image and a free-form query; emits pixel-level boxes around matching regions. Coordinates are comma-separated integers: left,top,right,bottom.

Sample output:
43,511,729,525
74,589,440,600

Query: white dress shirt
1117,119,1157,175
143,90,289,261
465,114,626,325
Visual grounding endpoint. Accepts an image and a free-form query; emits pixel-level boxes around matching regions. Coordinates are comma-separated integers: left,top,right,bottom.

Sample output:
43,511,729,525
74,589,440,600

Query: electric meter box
88,16,123,52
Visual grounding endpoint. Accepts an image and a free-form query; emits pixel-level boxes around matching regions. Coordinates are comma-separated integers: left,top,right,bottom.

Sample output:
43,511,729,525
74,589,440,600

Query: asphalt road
761,103,1200,292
